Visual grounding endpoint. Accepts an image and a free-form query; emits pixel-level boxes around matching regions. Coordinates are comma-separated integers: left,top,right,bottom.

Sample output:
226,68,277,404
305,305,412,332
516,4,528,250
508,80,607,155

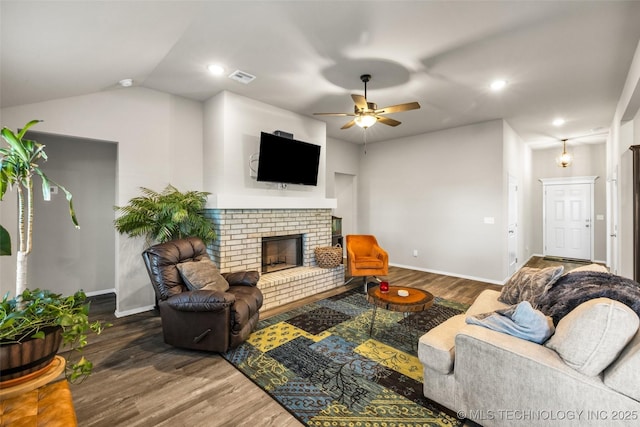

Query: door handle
610,233,617,237
585,225,590,228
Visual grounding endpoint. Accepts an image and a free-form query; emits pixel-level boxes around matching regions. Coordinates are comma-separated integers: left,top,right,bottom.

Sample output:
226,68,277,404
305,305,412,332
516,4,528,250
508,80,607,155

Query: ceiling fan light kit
315,74,420,131
354,114,377,128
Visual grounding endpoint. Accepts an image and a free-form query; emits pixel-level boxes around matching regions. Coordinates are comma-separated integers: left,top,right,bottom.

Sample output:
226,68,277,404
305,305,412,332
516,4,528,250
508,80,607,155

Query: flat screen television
256,132,321,186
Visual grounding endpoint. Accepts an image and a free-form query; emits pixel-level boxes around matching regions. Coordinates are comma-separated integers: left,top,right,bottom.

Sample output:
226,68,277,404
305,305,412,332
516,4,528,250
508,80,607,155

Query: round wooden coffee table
366,284,434,340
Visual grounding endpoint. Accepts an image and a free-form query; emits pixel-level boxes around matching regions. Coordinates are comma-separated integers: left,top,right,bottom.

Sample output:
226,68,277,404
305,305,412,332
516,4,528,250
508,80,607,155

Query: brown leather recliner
142,237,263,352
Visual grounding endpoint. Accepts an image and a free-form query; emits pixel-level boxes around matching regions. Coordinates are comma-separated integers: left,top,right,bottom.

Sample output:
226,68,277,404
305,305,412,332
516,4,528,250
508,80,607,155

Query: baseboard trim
85,288,116,297
389,263,503,286
115,305,155,318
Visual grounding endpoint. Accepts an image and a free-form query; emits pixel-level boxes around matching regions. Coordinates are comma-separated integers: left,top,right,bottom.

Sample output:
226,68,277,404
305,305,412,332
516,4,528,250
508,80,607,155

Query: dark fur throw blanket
537,271,640,325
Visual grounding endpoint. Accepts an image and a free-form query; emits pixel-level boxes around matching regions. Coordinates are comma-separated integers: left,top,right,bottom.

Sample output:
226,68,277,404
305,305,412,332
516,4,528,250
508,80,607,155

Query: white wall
356,120,506,284
608,40,640,278
529,143,608,262
28,133,117,297
326,136,361,248
503,121,532,276
326,136,360,197
0,88,204,315
204,91,328,207
619,122,635,278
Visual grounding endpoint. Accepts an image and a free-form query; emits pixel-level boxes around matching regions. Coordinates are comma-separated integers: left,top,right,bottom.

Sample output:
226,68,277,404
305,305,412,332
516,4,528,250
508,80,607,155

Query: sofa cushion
418,314,466,374
465,289,507,317
176,258,230,293
466,301,555,344
604,330,640,401
567,263,609,274
499,266,564,307
354,256,384,269
545,298,639,376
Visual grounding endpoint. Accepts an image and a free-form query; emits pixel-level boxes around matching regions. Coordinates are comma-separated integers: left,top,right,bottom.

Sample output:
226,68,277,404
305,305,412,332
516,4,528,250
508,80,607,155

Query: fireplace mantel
206,193,337,209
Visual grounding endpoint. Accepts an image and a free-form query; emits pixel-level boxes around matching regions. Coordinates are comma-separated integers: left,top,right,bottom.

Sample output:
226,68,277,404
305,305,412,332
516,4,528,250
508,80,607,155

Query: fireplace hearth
262,234,303,273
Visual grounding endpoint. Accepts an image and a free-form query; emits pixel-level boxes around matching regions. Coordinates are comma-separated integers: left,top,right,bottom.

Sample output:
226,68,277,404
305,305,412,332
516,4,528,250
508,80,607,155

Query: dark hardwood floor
66,257,574,426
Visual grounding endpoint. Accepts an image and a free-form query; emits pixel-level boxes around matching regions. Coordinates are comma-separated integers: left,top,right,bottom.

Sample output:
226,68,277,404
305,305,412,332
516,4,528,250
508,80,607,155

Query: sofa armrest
419,314,466,374
454,325,640,426
223,271,260,287
166,290,235,312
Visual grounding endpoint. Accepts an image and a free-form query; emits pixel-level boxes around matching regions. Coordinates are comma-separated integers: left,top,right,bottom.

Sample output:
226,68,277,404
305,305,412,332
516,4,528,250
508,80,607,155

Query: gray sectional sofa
418,267,640,427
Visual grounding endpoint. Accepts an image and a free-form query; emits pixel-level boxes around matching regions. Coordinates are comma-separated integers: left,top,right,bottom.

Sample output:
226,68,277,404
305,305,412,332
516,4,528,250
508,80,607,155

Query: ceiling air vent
228,69,256,84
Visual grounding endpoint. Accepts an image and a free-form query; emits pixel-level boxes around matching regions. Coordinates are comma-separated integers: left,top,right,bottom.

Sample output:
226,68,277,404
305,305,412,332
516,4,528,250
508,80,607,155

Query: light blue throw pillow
466,301,555,344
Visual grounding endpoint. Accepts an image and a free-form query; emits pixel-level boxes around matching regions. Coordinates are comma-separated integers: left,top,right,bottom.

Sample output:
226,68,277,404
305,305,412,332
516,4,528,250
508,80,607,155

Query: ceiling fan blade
313,112,355,117
341,120,356,129
377,116,401,127
351,94,368,110
375,102,421,115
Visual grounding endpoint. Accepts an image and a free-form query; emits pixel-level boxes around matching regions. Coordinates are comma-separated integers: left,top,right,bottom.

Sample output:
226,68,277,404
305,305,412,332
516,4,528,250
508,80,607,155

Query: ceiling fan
314,74,421,130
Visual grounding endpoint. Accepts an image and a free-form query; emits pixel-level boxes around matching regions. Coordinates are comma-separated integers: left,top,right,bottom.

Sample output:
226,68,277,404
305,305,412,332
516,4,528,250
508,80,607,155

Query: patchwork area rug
223,287,468,427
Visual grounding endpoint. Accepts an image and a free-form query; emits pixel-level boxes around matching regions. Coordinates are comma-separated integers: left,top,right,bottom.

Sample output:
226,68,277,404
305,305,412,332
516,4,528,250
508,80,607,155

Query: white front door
544,182,592,260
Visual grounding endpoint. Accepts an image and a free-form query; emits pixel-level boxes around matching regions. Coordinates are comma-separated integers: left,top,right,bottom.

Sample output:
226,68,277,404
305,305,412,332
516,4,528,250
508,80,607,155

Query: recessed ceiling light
207,64,225,76
118,78,133,87
490,79,507,91
553,118,566,126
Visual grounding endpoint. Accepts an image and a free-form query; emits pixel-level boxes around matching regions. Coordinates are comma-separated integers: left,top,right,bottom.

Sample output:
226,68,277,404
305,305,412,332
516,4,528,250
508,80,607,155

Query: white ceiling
2,1,640,148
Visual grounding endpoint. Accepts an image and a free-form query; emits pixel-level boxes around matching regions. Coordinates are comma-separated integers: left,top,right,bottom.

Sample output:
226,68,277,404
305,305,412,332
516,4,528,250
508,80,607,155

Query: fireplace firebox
262,234,303,273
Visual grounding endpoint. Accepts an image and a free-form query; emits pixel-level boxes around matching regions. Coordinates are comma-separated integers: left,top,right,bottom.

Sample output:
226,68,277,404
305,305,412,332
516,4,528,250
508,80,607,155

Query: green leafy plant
0,225,10,256
114,184,216,246
0,288,109,383
0,120,79,294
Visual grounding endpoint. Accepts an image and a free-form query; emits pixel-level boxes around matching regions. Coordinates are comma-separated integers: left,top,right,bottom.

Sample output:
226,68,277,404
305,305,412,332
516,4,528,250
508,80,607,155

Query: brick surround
203,208,345,310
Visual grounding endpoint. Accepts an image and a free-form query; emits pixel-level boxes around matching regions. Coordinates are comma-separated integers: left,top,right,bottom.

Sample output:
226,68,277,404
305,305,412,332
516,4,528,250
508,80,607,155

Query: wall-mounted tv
256,132,321,186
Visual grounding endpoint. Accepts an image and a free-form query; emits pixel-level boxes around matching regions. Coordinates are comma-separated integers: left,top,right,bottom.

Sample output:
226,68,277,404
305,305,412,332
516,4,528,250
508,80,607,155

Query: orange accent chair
346,235,389,292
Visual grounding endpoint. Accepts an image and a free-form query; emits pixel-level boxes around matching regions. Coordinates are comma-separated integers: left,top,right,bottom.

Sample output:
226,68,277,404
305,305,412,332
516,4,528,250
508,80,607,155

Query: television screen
257,132,321,186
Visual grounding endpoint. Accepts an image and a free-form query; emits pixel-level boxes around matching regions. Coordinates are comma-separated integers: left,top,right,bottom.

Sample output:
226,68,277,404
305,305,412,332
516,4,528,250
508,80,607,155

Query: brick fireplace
203,208,345,310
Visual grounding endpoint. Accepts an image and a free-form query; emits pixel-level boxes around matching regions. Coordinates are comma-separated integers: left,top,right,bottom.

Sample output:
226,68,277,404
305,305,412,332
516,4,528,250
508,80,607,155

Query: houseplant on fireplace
113,184,216,246
0,119,108,383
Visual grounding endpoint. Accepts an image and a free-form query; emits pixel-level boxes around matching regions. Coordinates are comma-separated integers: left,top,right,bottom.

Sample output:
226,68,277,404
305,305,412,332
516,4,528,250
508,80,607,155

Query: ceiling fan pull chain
363,129,367,155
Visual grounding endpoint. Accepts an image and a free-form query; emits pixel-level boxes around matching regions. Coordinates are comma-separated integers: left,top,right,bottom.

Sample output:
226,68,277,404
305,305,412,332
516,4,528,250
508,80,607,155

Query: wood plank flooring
66,258,569,426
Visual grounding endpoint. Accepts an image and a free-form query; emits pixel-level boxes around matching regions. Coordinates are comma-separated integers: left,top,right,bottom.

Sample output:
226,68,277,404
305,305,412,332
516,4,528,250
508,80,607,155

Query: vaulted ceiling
2,1,640,148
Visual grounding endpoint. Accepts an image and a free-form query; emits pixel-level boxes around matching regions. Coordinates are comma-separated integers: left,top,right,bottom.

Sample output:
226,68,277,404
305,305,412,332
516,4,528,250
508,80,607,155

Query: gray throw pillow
545,298,639,376
499,266,564,307
176,258,229,293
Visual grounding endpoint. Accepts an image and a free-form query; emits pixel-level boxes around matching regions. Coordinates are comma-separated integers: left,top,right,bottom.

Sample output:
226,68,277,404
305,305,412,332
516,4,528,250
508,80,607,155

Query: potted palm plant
0,120,107,383
114,184,216,246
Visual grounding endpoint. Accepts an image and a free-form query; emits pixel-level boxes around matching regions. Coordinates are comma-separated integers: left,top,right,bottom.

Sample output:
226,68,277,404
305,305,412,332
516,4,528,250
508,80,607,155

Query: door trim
540,176,598,261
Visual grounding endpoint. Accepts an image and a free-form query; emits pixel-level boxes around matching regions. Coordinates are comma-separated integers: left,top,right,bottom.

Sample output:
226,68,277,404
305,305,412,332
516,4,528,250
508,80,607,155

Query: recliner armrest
166,290,235,312
223,271,260,287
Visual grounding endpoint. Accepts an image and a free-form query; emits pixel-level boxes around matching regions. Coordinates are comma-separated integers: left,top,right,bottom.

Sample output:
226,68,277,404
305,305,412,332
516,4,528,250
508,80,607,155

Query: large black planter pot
0,326,63,382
